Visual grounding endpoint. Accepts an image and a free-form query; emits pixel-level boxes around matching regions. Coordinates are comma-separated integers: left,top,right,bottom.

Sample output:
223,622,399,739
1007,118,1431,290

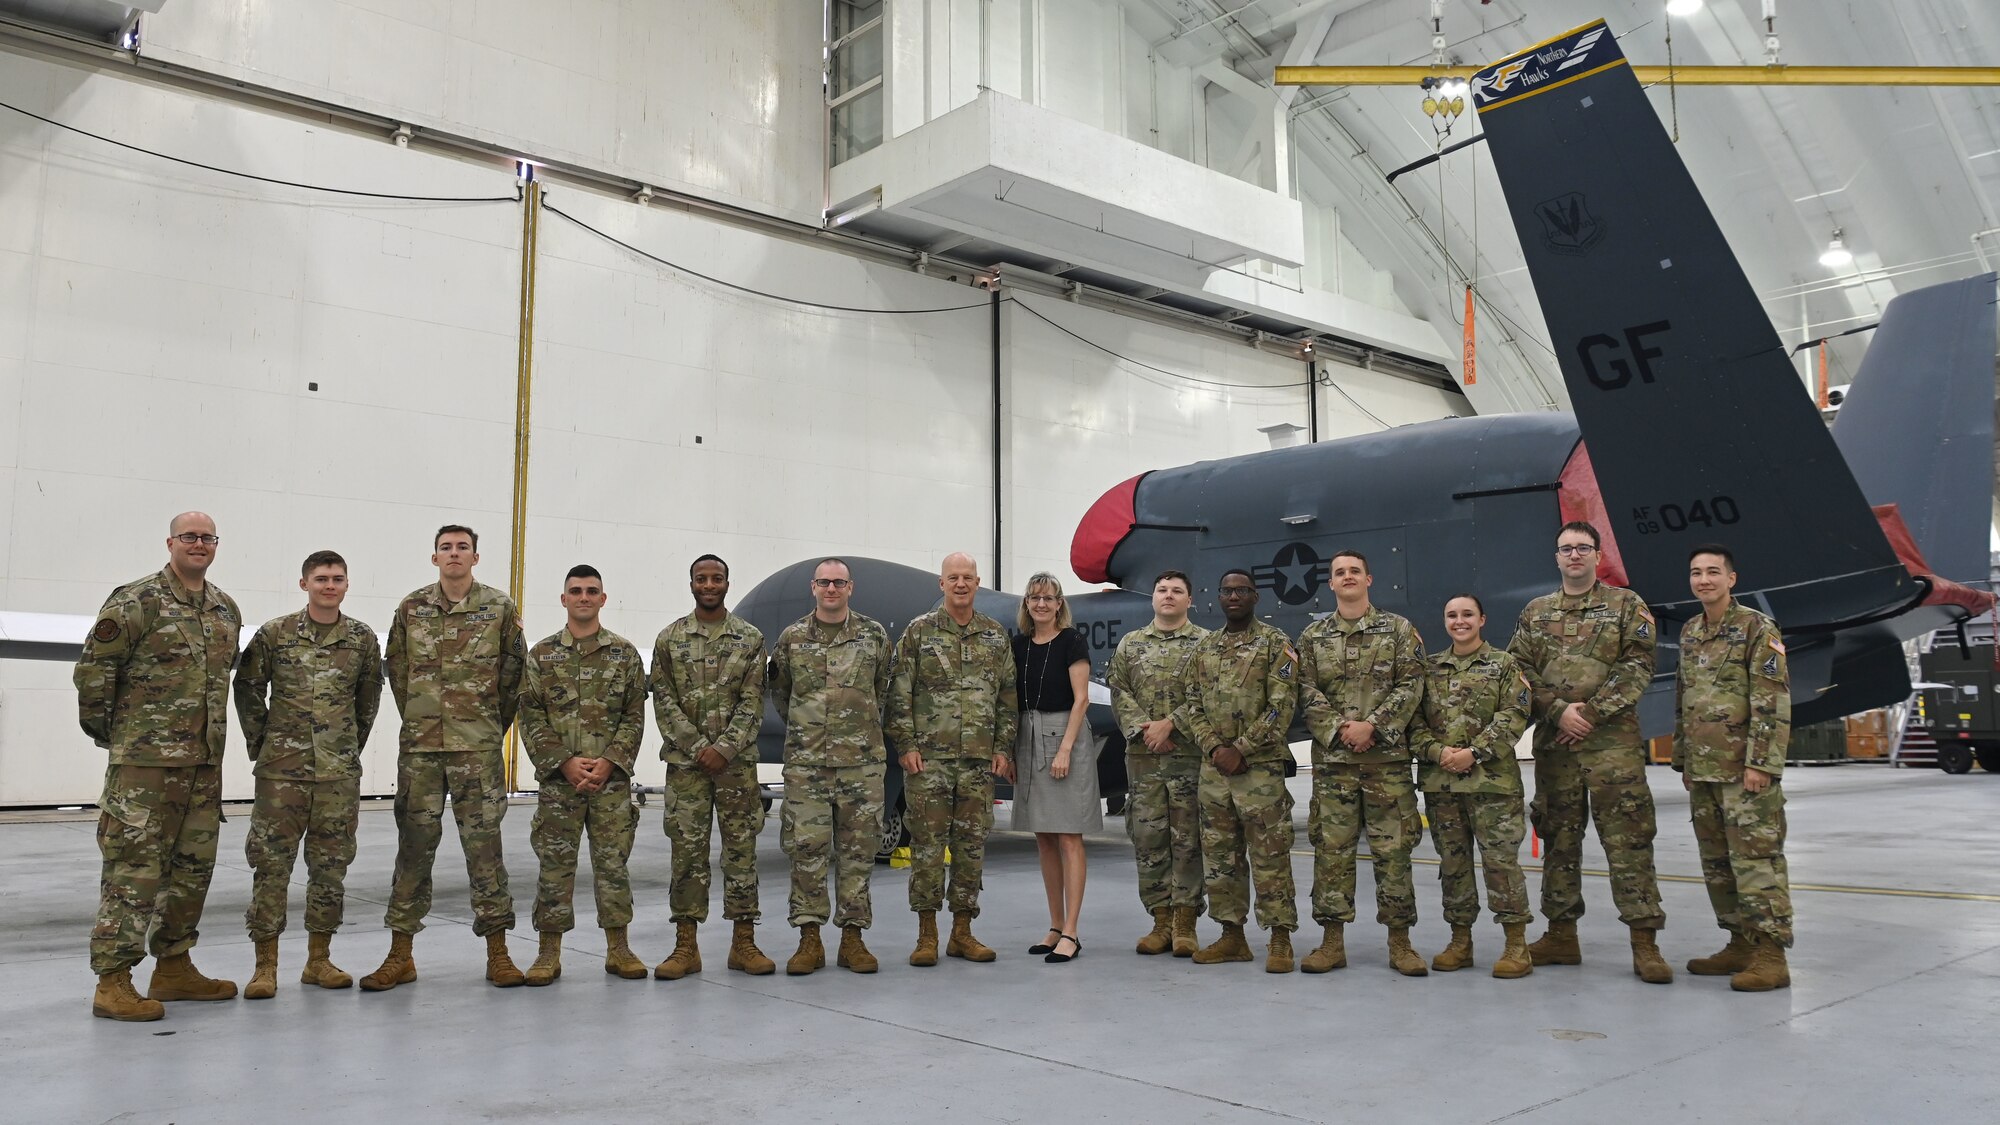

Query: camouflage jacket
768,611,892,768
1108,620,1210,760
1506,582,1656,752
75,566,242,767
1410,643,1530,795
650,612,766,766
886,609,1019,761
384,581,526,754
1172,620,1299,766
1296,605,1427,765
518,626,648,780
1674,600,1791,780
233,610,383,781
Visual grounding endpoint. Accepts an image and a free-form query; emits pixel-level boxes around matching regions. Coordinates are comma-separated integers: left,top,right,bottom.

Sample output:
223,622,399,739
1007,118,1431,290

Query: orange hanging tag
1462,285,1477,386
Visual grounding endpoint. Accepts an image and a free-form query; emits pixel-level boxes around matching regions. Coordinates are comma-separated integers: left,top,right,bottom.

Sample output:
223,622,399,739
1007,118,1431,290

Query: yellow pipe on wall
504,178,541,793
1276,65,2000,87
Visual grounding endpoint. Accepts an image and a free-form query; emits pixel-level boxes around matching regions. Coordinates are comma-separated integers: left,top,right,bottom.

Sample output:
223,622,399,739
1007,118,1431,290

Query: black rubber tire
1975,745,2000,774
876,792,911,861
1937,743,1975,775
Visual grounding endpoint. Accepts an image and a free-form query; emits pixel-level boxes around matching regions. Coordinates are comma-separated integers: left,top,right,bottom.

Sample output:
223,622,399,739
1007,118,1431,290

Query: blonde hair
1016,572,1073,633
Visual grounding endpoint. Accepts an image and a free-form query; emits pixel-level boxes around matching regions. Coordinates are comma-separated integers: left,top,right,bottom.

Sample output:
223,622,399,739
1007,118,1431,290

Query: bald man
885,553,1018,966
76,512,244,1020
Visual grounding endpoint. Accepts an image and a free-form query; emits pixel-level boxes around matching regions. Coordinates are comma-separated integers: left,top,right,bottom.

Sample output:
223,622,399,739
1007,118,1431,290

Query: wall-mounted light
1819,229,1853,268
1666,0,1704,18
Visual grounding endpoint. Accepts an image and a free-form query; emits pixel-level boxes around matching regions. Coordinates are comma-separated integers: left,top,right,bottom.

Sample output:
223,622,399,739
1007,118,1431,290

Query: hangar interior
0,2,1996,1122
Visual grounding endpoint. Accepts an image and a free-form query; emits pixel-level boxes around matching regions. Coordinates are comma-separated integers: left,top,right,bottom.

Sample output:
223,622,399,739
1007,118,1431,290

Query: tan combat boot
727,921,776,976
837,926,879,973
1527,919,1581,966
300,932,352,989
1265,928,1295,973
654,920,701,980
1431,925,1475,973
787,924,825,976
93,967,165,1022
359,931,416,992
485,932,525,987
1729,934,1791,992
147,952,238,1002
1170,906,1199,958
1300,923,1347,973
1687,931,1756,976
909,911,940,967
244,939,279,1000
1387,927,1430,977
1192,922,1254,964
946,912,997,962
1136,908,1173,955
604,927,647,979
1492,923,1534,979
1630,927,1673,984
525,932,563,986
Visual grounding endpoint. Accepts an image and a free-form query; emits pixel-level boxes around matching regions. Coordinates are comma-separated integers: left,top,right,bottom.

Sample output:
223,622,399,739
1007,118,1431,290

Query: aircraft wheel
1975,745,2000,774
1937,744,1975,775
876,792,911,861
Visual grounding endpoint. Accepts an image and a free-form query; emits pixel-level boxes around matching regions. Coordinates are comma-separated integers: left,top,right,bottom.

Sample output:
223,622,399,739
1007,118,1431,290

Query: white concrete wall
140,0,826,224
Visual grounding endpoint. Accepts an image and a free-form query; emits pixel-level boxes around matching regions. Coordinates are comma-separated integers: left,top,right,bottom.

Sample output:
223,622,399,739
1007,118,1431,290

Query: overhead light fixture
1666,0,1704,16
1819,230,1854,268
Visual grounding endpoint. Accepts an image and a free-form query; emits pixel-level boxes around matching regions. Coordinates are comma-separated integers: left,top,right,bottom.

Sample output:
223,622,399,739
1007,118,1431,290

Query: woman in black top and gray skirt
1012,572,1101,964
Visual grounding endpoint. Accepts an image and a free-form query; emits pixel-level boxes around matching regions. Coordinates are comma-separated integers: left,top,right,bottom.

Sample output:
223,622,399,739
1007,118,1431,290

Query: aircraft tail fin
1470,21,1914,625
1832,274,1998,590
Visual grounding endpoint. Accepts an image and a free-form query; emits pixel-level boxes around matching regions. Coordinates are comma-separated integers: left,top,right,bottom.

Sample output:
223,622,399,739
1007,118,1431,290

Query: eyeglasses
172,533,220,546
811,578,850,589
1556,545,1597,557
1025,594,1060,604
1218,586,1257,597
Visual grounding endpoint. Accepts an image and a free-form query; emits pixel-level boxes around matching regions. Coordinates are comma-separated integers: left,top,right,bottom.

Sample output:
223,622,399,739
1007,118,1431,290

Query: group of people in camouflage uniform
75,513,1794,1022
1103,520,1793,991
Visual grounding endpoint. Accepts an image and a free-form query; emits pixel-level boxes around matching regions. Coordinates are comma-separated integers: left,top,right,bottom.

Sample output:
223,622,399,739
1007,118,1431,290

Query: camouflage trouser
1127,751,1204,915
1309,761,1421,927
1198,759,1297,931
90,764,222,975
383,752,516,937
1689,779,1792,946
531,771,637,932
905,757,995,916
1531,744,1664,929
782,762,884,928
663,759,765,923
1426,790,1531,926
244,776,362,939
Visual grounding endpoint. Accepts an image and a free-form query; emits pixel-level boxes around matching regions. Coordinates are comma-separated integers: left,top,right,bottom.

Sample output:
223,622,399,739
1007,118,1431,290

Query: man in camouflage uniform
76,512,242,1021
233,549,383,999
1107,569,1208,957
886,552,1019,967
517,565,649,986
363,524,529,991
651,553,771,980
1507,521,1671,983
769,558,894,975
1295,550,1430,976
1174,569,1300,973
1409,594,1535,979
1675,544,1793,992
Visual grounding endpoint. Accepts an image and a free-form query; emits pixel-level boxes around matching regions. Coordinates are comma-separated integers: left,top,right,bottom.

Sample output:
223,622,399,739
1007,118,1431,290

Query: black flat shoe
1044,935,1081,964
1028,929,1061,955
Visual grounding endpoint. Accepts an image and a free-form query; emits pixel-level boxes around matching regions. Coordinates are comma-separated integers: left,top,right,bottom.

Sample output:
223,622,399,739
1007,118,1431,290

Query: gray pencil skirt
1011,709,1104,834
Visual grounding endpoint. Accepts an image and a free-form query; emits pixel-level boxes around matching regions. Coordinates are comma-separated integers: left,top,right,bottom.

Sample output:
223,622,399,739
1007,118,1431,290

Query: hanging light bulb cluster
1421,76,1469,147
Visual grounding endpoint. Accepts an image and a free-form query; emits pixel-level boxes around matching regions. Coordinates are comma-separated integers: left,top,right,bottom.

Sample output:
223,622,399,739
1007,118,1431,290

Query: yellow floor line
1288,851,2000,903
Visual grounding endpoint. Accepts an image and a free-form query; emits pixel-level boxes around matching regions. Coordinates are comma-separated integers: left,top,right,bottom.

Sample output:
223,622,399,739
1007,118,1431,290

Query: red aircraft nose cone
1071,473,1149,584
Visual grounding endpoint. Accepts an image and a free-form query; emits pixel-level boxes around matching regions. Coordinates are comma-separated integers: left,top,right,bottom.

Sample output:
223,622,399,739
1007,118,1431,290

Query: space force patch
92,618,122,644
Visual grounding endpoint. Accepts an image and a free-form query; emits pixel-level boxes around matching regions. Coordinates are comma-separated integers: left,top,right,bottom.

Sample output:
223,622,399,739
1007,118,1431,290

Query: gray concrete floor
2,764,1997,1123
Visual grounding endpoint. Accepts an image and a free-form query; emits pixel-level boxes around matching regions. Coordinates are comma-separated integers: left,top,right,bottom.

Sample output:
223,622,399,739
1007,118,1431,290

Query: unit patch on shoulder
92,618,122,643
